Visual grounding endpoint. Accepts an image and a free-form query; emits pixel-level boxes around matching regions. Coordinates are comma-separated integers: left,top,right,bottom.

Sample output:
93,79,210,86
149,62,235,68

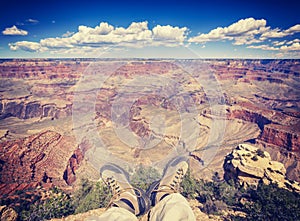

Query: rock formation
224,144,300,191
0,59,87,79
63,148,85,185
260,123,300,151
0,130,77,197
0,100,73,120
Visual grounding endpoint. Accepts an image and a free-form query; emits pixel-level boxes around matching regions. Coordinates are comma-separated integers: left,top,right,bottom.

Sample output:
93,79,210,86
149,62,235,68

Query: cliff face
63,148,85,185
215,59,300,153
228,109,271,130
0,60,87,79
0,131,77,196
0,60,80,121
260,123,300,151
227,102,300,152
0,100,73,120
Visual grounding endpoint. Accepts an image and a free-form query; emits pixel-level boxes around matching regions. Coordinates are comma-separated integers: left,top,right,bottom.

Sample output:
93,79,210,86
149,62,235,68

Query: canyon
0,59,299,207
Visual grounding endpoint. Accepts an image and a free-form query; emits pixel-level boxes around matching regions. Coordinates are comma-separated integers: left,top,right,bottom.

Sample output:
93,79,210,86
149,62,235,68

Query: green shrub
181,173,245,215
202,199,227,215
181,169,200,199
239,183,300,221
130,165,161,191
20,187,74,221
72,179,111,214
9,164,299,221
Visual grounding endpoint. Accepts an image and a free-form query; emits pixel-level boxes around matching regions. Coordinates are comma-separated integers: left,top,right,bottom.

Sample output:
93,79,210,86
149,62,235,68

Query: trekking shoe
147,156,189,206
100,163,150,216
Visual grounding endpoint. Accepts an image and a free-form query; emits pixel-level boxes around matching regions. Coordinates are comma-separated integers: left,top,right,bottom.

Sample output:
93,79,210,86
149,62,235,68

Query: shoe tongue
121,190,138,202
160,173,176,187
117,181,133,191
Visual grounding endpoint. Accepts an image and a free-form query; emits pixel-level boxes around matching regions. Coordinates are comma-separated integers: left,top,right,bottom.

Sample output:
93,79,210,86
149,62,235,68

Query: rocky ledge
223,143,300,192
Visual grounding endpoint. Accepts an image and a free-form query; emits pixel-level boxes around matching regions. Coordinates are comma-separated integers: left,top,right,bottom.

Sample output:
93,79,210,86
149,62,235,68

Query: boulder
224,144,300,191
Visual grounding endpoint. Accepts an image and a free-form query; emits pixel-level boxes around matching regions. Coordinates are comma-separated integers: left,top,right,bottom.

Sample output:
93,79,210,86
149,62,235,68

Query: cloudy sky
1,0,299,58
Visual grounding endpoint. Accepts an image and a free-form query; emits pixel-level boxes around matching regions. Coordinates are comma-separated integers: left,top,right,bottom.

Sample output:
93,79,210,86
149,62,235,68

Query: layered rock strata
224,144,300,191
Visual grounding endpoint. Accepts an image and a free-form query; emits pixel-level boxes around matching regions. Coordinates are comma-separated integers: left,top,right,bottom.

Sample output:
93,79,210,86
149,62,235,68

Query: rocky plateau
224,143,300,191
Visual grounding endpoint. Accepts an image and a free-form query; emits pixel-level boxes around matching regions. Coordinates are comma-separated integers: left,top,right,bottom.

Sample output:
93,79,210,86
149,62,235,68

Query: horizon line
0,57,299,60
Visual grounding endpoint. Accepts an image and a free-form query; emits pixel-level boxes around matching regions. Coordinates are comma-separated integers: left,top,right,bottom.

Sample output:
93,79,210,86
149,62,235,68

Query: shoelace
105,176,143,210
153,167,185,194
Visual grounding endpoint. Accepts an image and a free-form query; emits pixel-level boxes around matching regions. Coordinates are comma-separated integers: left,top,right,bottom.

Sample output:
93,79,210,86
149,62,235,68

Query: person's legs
96,156,196,221
147,156,196,221
95,207,138,221
97,163,150,221
148,193,195,221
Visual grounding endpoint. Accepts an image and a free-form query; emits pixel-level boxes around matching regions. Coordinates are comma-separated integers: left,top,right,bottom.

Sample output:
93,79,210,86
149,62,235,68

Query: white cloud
62,31,75,38
71,21,153,46
49,46,95,56
26,18,39,24
233,36,263,45
40,37,77,48
260,24,300,39
286,39,300,45
77,22,114,36
68,21,153,47
188,17,300,54
7,18,300,56
2,25,28,35
285,24,300,34
9,41,42,52
10,21,189,53
272,40,286,46
247,42,300,52
247,44,278,51
189,18,267,45
260,28,287,39
153,25,187,43
280,42,300,51
115,21,148,35
246,23,300,54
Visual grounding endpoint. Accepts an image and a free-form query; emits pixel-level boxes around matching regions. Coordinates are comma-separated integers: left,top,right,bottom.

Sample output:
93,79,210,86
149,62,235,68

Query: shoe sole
100,163,130,182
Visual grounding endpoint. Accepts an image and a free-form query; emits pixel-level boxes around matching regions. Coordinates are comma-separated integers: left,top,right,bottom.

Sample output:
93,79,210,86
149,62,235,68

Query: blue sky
1,0,299,58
